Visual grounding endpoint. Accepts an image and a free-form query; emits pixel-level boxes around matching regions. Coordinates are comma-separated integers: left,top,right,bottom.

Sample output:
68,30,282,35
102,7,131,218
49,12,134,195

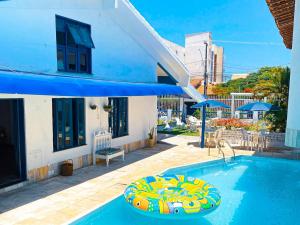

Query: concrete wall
0,0,157,83
285,0,300,147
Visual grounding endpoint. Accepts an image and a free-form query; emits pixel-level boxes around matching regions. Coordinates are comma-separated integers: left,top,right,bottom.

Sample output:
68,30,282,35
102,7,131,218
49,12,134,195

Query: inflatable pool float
124,174,221,219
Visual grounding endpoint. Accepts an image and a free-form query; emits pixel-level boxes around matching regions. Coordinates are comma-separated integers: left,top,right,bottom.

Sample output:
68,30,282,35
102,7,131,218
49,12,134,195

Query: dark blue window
53,98,86,151
56,15,94,74
109,98,128,138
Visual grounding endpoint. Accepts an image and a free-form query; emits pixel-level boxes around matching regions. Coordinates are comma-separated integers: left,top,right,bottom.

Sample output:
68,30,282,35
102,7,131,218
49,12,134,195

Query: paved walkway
0,135,287,225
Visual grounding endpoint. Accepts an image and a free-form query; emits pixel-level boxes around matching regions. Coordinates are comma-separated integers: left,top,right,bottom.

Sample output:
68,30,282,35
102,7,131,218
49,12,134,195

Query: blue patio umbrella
237,102,280,111
191,100,230,109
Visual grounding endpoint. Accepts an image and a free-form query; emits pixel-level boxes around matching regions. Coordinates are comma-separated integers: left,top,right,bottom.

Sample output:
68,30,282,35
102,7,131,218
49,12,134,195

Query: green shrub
193,109,201,119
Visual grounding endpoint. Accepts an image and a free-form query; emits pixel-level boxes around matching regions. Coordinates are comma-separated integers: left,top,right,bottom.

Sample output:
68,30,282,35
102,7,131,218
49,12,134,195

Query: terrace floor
0,135,295,225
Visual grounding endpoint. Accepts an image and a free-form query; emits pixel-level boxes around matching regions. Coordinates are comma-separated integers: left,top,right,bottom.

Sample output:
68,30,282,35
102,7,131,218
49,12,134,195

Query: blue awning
0,71,185,97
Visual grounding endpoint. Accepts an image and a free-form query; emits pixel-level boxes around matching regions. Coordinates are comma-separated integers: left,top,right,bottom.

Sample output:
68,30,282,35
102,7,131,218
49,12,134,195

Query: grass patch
158,127,199,136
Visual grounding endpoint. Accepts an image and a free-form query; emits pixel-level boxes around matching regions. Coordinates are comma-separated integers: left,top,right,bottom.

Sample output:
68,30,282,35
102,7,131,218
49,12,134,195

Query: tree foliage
213,67,290,132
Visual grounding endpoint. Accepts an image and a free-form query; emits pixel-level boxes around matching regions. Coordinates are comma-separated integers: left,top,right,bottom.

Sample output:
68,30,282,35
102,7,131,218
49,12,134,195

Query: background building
231,73,250,80
160,32,224,116
163,32,224,84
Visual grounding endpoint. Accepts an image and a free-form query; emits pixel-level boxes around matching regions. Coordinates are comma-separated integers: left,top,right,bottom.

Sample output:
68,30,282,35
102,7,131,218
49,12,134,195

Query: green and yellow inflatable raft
124,174,221,218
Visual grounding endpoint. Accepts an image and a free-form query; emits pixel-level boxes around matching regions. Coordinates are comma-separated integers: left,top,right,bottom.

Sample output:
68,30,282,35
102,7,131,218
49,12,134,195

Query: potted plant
103,104,112,113
147,127,156,148
89,104,97,110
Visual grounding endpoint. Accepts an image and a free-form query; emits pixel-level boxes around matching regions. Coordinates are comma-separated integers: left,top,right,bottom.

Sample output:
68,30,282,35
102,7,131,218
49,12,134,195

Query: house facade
0,0,201,189
266,0,299,147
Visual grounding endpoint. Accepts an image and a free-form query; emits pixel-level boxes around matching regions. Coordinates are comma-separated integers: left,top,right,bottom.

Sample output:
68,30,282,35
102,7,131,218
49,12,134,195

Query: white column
286,0,300,147
253,111,259,122
167,109,172,121
235,111,240,119
179,97,184,118
231,94,235,118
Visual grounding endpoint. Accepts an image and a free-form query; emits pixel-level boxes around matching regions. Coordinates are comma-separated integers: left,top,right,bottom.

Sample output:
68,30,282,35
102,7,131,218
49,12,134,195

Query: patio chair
175,118,184,127
187,116,197,132
93,130,125,167
247,132,265,152
206,128,223,153
240,129,250,149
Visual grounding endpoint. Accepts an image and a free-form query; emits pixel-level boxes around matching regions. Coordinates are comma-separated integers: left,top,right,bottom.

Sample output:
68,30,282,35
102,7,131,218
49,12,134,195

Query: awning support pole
200,42,208,149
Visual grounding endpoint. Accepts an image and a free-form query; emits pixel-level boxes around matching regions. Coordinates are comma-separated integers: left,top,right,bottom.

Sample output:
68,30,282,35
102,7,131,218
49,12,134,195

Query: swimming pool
72,156,300,225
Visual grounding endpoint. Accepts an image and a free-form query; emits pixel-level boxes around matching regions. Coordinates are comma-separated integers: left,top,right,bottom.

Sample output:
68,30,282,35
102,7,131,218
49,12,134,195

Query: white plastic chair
175,118,184,127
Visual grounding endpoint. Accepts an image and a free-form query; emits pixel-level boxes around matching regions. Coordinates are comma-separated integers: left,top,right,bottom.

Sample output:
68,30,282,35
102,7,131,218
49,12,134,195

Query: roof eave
266,0,295,49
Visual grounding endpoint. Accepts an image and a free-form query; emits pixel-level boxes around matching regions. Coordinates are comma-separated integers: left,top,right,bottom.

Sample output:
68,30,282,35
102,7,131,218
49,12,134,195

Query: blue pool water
72,156,300,225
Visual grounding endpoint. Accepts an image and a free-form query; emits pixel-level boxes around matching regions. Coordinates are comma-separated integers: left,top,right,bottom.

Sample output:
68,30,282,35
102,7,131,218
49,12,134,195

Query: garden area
158,117,270,137
212,66,290,132
158,66,290,150
158,127,200,136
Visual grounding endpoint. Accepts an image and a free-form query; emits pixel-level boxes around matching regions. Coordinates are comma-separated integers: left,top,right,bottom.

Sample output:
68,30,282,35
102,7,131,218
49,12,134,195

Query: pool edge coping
66,154,299,224
65,155,239,224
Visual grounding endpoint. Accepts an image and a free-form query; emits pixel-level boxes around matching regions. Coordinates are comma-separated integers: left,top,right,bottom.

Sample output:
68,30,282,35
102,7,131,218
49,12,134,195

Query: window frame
55,15,93,74
108,98,129,139
63,98,74,149
53,98,86,152
78,47,91,73
57,46,66,72
73,98,86,146
66,47,78,72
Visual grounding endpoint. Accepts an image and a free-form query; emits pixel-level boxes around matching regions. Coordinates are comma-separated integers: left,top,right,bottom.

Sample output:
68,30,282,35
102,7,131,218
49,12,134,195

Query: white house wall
111,96,157,147
285,0,300,147
0,0,161,181
0,95,156,173
0,0,157,83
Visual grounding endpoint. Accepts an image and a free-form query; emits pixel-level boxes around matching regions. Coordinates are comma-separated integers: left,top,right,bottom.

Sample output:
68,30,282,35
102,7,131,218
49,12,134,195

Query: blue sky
131,0,291,80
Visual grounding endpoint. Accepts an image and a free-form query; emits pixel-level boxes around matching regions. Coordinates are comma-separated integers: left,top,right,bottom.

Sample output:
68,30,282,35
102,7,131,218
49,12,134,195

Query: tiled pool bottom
72,156,300,225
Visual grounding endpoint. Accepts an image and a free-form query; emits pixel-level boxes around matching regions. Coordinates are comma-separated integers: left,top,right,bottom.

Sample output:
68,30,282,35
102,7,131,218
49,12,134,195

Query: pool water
72,156,300,225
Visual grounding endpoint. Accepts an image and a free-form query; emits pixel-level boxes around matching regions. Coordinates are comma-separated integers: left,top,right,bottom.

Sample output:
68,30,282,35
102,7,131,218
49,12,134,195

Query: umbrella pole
200,105,206,148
